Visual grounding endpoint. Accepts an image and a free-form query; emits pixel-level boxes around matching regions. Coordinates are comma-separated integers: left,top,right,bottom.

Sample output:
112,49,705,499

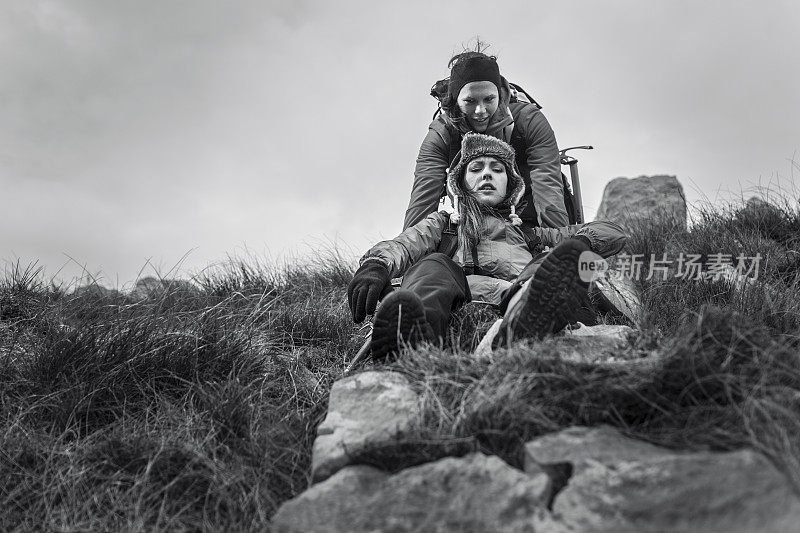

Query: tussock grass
352,196,800,491
1,250,360,531
625,198,800,337
357,306,800,491
3,196,800,529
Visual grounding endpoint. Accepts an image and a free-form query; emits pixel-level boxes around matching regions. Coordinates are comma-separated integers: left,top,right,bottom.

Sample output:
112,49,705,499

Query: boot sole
371,290,432,360
495,239,590,346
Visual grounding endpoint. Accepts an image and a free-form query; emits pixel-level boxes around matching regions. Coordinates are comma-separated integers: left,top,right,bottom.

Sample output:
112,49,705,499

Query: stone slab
311,370,420,482
524,425,800,532
275,453,561,533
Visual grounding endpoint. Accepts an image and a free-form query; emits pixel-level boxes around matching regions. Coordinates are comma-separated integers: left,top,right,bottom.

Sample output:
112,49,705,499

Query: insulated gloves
347,261,392,323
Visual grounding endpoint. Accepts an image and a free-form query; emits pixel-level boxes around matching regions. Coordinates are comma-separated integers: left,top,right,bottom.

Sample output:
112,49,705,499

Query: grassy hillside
2,198,800,530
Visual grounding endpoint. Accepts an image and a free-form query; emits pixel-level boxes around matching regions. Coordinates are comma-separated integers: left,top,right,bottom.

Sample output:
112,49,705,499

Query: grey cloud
2,0,798,283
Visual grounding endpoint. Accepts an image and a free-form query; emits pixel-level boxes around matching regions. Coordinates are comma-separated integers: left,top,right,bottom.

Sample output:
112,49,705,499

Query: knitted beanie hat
448,55,502,100
447,133,526,225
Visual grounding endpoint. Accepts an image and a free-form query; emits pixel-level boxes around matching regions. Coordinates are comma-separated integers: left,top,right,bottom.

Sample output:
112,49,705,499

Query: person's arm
403,124,450,230
529,220,627,258
349,212,448,323
362,212,448,276
519,106,569,228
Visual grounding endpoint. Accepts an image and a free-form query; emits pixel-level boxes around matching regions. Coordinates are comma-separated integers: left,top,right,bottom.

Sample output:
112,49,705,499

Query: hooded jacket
403,79,567,231
363,213,626,305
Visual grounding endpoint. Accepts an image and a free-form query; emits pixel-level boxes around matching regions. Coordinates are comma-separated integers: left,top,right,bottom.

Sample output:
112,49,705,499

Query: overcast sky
2,0,798,286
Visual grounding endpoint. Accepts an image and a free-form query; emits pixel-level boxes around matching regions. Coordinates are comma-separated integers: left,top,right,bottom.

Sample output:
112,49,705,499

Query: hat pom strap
509,205,522,226
450,196,461,224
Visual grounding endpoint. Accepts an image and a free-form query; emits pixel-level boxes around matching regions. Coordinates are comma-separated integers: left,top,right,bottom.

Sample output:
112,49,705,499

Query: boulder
564,323,633,341
739,196,785,221
311,371,420,482
474,321,634,363
525,425,800,532
273,453,560,533
556,323,634,364
129,276,196,301
70,283,121,299
595,175,687,230
591,270,642,325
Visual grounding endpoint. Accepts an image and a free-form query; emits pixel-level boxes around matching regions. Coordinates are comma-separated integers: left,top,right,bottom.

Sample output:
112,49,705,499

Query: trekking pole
344,321,373,374
343,278,404,374
560,145,593,225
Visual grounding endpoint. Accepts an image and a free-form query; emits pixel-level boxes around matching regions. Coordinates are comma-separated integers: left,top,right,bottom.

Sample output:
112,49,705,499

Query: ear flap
446,149,464,223
503,154,526,209
446,149,464,201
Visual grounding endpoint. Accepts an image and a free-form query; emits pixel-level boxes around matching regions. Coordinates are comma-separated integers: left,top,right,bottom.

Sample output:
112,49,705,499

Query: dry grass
351,196,800,491
0,250,360,531
360,305,800,491
2,196,800,530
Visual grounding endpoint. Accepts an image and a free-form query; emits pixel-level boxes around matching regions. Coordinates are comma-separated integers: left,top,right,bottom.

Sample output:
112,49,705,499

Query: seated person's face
464,156,508,207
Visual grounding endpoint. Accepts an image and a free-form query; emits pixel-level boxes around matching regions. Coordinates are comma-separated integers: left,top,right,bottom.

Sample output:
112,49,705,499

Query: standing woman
404,50,569,231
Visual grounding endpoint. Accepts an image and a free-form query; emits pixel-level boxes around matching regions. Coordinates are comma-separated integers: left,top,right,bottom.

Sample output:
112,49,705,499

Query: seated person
349,133,626,359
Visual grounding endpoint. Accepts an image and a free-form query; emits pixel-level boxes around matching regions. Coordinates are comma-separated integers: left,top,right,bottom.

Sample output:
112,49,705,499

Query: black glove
347,261,392,323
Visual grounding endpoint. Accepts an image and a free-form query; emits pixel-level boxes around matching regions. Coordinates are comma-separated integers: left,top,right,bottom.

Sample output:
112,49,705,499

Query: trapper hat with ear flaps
447,133,526,225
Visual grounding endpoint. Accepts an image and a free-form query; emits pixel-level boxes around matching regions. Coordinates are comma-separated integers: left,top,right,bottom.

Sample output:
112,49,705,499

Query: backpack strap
435,211,459,257
509,118,527,160
518,225,543,254
441,118,462,168
507,108,540,227
508,82,543,109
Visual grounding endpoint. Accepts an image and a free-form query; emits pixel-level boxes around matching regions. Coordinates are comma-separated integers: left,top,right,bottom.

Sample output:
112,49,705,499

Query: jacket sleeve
530,220,627,258
361,212,448,277
403,123,450,230
518,106,569,228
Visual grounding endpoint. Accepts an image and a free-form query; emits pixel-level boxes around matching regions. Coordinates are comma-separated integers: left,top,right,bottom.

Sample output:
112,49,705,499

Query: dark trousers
400,250,596,341
400,253,472,339
400,252,552,339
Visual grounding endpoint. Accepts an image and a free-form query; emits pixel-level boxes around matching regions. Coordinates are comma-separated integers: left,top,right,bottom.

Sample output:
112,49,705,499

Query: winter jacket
403,101,567,231
363,212,626,305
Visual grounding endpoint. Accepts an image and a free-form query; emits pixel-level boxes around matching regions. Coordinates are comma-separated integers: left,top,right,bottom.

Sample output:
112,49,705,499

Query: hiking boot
494,238,591,348
370,289,435,360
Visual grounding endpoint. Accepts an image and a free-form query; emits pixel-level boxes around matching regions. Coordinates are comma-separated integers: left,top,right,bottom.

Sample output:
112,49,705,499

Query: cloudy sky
2,0,798,286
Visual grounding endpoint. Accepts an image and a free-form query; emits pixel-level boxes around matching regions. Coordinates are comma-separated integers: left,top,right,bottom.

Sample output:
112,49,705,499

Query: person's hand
347,261,392,323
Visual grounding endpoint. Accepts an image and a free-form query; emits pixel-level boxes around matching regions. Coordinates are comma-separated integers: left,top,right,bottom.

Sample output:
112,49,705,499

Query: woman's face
464,156,508,207
457,81,499,133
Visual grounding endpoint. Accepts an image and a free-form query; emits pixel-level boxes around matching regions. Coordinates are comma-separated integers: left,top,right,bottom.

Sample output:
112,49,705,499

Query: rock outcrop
311,371,420,482
596,175,687,230
739,195,785,221
591,270,642,324
274,320,800,531
557,323,634,364
274,453,560,533
129,276,196,301
69,283,121,299
525,426,800,532
475,321,634,362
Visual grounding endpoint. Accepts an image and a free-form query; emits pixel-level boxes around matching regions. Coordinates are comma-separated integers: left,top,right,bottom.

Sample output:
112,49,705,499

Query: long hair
457,192,487,252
